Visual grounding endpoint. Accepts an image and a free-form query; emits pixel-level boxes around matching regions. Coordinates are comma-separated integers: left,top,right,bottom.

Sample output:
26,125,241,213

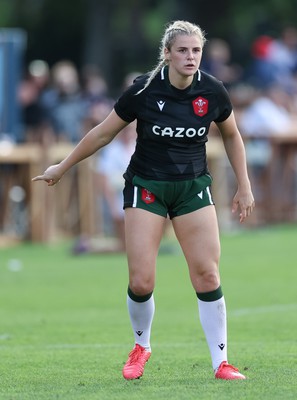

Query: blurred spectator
268,26,297,90
240,85,293,135
43,60,88,143
92,72,142,251
81,64,109,103
72,122,137,254
245,35,276,88
81,64,114,131
74,72,141,253
240,84,294,165
18,59,54,144
239,84,296,220
201,38,242,87
95,123,136,251
246,27,297,91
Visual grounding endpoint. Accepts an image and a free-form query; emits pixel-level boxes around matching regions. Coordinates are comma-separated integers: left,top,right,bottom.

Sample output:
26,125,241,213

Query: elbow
99,133,115,148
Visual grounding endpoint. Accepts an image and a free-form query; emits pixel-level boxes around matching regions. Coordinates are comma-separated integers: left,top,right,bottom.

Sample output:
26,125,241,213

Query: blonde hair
136,20,206,94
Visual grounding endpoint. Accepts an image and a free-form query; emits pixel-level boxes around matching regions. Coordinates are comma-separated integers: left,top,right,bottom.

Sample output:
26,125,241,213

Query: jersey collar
161,65,201,94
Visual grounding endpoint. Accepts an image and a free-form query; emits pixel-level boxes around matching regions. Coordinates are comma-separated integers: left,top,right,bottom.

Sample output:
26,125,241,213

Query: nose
187,50,194,60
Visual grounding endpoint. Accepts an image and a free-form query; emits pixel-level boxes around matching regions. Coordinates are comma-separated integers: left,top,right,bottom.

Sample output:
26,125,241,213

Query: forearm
32,110,128,186
58,125,111,175
216,113,255,222
58,110,127,176
223,133,251,190
216,112,251,190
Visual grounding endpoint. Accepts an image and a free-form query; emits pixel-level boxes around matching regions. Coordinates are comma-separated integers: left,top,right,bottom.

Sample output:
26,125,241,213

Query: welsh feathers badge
192,96,208,117
141,188,155,204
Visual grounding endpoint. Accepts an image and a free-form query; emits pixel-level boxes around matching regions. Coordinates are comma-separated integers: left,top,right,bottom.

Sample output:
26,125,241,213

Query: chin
181,70,196,77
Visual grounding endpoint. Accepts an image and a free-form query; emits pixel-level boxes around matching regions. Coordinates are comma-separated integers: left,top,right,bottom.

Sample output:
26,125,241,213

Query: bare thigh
172,205,221,293
124,208,166,295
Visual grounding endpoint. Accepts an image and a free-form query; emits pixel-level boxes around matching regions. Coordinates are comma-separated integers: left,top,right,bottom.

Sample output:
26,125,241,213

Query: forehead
172,34,202,48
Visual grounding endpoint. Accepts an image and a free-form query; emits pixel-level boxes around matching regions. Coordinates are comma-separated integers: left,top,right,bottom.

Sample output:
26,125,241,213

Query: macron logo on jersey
157,100,165,111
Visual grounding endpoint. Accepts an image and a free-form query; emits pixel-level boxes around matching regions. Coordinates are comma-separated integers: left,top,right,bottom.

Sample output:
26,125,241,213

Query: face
164,34,203,82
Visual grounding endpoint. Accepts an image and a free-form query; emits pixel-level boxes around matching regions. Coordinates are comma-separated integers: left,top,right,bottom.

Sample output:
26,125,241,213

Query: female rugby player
33,20,255,381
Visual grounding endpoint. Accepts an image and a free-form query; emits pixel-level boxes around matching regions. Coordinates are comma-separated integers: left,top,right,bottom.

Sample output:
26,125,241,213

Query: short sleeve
214,82,233,123
114,75,147,122
114,90,137,122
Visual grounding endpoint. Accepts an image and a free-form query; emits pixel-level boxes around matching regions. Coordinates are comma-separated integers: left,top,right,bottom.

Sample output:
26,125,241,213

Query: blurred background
0,0,297,250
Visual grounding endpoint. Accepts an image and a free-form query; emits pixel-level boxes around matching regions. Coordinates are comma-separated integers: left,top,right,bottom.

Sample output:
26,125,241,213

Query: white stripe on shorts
206,186,214,205
132,186,138,207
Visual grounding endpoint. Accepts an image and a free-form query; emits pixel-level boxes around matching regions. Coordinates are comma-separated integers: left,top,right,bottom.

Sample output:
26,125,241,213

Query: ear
164,48,171,62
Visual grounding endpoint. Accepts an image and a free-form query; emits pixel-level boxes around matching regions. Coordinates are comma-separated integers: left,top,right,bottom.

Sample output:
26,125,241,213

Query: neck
168,69,194,89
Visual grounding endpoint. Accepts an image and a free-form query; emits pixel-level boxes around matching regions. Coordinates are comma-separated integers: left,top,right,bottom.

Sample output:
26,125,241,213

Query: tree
1,0,296,92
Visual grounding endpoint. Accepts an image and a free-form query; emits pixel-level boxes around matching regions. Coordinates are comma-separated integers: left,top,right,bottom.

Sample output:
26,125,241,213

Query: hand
232,189,255,223
32,164,63,186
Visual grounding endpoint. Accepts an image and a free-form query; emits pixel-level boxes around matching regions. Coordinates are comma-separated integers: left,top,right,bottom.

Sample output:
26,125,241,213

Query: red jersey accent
141,188,155,204
192,96,208,117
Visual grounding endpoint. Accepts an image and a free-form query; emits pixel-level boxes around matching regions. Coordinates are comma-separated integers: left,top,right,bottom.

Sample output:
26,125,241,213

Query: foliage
0,0,297,94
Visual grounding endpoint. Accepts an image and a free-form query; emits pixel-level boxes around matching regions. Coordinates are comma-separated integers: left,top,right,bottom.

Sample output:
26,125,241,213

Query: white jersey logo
152,125,207,138
157,100,165,111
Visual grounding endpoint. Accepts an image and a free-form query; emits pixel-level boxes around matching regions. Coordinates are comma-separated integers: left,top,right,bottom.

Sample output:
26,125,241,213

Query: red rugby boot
215,361,246,380
122,344,151,380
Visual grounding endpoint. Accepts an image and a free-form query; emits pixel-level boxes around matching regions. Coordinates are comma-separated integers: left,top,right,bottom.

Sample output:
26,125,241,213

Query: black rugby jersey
114,66,232,181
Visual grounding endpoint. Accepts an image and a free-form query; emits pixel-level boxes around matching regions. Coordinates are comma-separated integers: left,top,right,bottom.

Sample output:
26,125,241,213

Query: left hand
232,189,255,223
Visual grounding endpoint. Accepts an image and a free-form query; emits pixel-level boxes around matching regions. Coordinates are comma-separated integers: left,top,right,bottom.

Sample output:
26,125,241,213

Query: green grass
0,224,297,399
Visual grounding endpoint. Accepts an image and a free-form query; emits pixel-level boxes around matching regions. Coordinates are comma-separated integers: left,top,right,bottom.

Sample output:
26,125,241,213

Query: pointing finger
32,175,46,182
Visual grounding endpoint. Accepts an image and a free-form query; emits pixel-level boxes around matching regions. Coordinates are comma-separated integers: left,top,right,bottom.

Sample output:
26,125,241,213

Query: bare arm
216,111,255,223
32,110,129,185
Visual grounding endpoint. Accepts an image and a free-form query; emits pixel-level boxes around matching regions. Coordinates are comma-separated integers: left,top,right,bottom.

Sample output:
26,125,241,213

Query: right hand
32,164,64,186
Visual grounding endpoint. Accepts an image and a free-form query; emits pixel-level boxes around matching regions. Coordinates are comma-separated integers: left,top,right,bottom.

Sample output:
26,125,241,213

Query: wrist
237,179,251,191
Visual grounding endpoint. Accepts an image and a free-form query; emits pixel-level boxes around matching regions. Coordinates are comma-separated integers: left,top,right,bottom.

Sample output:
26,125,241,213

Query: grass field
0,224,296,400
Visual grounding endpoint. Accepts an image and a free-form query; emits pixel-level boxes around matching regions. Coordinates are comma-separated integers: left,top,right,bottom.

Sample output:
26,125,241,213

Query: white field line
0,303,296,350
228,303,297,317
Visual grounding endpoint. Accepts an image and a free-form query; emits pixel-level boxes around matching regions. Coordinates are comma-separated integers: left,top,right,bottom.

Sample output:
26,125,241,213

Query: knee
201,269,220,287
129,278,154,297
191,264,220,293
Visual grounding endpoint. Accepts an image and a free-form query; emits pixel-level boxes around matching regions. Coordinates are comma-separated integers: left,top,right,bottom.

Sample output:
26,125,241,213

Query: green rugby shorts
123,174,214,219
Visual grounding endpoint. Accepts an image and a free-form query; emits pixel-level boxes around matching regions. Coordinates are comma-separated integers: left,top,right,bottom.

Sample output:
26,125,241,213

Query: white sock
198,295,227,370
127,291,155,352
